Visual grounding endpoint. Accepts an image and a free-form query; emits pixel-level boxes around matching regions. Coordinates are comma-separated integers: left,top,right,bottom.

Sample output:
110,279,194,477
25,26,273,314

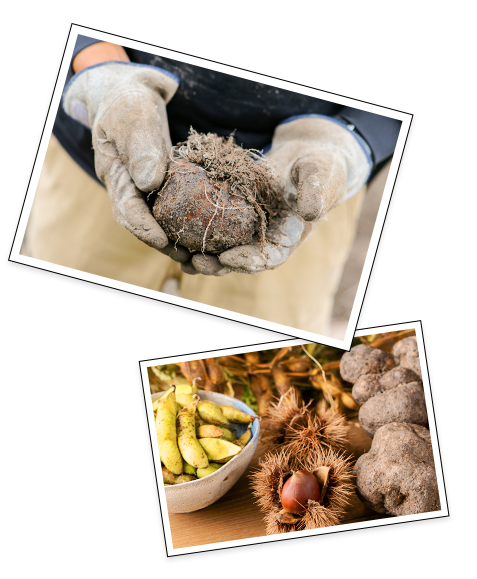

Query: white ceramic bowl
164,391,259,513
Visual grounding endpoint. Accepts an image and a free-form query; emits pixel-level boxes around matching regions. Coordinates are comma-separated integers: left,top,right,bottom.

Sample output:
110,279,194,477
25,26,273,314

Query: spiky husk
250,447,354,535
260,388,308,448
261,388,348,452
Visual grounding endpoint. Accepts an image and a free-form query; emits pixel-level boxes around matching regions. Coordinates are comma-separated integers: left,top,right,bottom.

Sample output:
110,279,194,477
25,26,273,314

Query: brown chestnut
280,470,321,514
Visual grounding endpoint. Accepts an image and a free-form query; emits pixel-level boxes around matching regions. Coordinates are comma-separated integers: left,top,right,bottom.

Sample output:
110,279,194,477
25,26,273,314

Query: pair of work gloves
63,61,372,275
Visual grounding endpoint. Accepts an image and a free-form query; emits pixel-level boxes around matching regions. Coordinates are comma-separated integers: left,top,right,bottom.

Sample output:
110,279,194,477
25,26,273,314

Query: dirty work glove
187,115,372,275
63,61,190,263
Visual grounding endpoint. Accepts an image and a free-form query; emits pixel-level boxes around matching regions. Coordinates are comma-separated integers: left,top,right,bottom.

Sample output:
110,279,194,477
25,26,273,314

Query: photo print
139,321,448,556
10,24,412,348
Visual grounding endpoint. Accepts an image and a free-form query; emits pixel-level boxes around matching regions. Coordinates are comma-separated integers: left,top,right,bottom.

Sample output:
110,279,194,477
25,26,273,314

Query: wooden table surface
168,422,390,549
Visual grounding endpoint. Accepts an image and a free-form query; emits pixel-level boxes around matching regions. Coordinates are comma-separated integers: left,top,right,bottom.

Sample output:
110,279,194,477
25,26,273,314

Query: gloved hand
63,61,190,263
185,115,372,275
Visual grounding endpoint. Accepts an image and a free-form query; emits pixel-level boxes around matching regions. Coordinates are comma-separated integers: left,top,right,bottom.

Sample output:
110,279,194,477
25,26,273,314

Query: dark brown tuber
153,161,256,253
152,130,281,254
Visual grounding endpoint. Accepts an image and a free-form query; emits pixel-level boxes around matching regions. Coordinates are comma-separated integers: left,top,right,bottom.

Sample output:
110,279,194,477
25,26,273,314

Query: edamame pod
175,384,193,395
220,405,256,424
156,388,183,475
220,427,237,442
176,392,194,407
183,460,197,476
178,396,209,469
197,463,222,478
161,466,197,485
235,427,252,448
197,424,224,438
198,438,241,463
197,400,229,426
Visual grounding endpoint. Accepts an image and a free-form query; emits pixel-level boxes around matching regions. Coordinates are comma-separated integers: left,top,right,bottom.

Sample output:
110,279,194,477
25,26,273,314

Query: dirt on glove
152,130,282,254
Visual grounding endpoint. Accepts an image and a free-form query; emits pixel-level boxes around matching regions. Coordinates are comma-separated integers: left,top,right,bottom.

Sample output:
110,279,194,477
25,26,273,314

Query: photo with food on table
143,325,447,554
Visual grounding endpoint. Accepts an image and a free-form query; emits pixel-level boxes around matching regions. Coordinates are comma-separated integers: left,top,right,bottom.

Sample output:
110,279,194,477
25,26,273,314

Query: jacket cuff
338,107,402,168
64,60,181,95
278,114,373,179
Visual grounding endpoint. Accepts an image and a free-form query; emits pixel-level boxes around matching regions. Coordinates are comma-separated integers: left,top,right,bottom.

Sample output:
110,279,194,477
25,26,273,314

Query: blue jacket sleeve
338,107,402,168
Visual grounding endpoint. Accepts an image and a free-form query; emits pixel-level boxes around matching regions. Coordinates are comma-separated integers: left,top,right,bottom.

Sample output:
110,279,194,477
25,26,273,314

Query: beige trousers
22,135,365,334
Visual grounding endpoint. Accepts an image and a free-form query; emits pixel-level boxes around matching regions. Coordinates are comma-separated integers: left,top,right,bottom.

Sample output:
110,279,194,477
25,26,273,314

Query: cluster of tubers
340,336,441,516
340,337,425,438
154,383,257,485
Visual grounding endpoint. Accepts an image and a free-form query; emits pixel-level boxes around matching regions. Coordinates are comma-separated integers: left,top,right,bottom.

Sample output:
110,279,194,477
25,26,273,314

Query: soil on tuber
354,422,440,516
153,130,282,254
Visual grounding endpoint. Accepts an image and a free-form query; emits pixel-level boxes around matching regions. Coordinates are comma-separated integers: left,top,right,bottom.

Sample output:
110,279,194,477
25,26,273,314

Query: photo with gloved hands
141,323,447,555
15,29,411,345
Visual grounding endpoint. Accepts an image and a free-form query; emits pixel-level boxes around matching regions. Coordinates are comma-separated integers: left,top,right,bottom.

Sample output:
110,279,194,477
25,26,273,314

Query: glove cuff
277,114,373,173
63,61,180,129
272,114,373,199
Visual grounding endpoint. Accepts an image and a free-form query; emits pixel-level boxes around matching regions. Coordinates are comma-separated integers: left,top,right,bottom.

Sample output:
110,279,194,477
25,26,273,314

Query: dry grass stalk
261,388,348,452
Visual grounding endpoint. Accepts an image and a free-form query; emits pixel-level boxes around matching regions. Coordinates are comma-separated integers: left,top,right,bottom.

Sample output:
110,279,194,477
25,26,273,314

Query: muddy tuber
340,336,439,516
352,366,419,405
358,381,428,438
392,337,422,378
354,422,440,516
339,344,395,384
340,337,427,438
152,130,281,254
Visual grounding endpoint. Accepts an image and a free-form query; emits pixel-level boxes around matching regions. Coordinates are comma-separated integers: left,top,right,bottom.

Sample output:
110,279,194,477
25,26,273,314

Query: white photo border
9,23,413,350
138,320,449,557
